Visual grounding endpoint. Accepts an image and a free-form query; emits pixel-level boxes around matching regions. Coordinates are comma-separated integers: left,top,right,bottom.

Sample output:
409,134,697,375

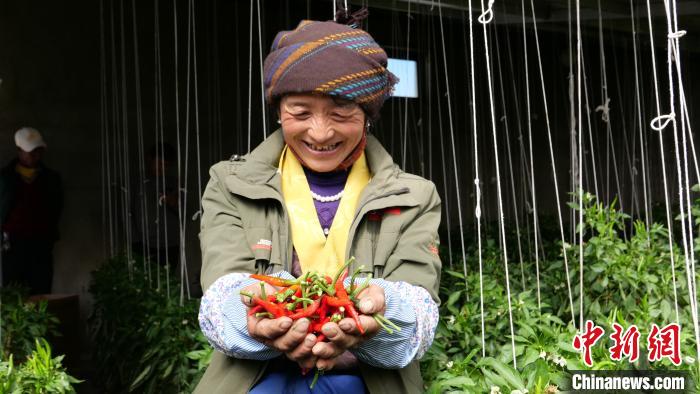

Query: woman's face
280,93,365,173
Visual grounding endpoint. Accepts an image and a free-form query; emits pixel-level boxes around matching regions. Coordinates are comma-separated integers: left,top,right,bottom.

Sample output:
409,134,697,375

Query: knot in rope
595,97,611,123
158,195,166,206
668,30,687,39
478,0,495,24
650,112,675,131
474,178,482,219
191,210,202,221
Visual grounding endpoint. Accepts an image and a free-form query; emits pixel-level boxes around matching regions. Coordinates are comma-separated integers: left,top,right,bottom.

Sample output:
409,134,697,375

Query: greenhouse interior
1,0,699,392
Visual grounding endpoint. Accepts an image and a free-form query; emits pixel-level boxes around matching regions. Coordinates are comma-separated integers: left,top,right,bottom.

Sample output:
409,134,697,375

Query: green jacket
196,130,442,394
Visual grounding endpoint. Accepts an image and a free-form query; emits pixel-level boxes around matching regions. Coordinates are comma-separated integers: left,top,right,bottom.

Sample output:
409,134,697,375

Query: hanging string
437,1,468,280
256,0,267,139
502,6,536,271
457,0,485,356
429,23,453,269
119,0,134,272
131,0,150,279
529,0,577,326
154,0,167,291
493,19,525,291
595,0,626,240
520,0,542,310
100,0,114,258
178,0,195,305
246,0,253,152
568,0,577,240
668,0,698,319
662,0,700,360
478,0,517,367
629,0,651,232
401,0,411,170
192,0,204,223
576,0,585,331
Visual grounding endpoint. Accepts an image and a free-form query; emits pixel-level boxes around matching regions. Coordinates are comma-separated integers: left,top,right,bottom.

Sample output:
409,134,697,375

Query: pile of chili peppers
240,259,400,388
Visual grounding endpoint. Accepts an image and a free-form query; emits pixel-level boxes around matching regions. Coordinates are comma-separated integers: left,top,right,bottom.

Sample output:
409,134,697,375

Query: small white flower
539,351,547,359
448,315,456,325
446,361,454,369
685,356,696,364
490,386,501,394
511,390,523,394
182,319,189,325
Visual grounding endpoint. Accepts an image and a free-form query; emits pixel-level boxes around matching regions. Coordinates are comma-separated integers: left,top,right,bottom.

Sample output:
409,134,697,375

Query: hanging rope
661,0,700,360
629,0,651,233
493,17,526,291
576,0,585,331
530,0,577,327
520,0,542,310
478,0,517,367
256,0,267,139
457,0,486,357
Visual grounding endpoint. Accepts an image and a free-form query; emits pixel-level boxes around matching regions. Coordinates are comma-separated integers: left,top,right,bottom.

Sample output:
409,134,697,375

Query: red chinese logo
573,320,606,367
647,323,681,365
609,323,640,362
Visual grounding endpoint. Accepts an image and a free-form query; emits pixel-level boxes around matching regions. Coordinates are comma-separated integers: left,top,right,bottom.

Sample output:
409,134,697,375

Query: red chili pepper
324,296,365,334
288,298,321,320
317,298,328,321
252,296,287,318
251,274,295,288
325,275,333,284
247,305,264,316
345,303,365,335
335,269,349,298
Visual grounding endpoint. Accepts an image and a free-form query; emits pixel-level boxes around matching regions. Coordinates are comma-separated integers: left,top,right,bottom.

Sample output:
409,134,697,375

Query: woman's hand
240,282,318,368
311,284,386,371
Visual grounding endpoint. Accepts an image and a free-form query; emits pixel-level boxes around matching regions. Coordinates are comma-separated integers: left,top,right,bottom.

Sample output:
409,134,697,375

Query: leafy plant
422,189,700,393
89,256,211,393
0,339,80,394
1,286,59,361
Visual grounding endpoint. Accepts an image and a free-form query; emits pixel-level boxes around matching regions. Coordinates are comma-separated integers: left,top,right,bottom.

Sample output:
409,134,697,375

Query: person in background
0,127,63,294
132,143,180,267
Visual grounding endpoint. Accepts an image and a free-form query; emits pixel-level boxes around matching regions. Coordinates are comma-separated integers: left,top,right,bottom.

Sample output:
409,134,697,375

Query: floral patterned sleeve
350,278,439,368
198,271,295,359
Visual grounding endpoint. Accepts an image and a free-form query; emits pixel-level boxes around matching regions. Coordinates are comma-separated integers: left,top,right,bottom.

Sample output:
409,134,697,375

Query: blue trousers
249,371,366,394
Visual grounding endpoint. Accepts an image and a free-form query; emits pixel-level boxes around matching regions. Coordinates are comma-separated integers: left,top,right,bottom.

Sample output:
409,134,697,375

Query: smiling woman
196,18,442,394
280,94,366,173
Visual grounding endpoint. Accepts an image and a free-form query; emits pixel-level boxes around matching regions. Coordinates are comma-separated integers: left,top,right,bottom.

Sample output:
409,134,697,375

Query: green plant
0,339,80,394
422,189,700,393
89,256,211,393
1,286,59,361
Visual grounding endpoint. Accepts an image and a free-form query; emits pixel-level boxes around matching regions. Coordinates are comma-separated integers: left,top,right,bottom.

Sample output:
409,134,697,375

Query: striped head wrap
263,20,398,120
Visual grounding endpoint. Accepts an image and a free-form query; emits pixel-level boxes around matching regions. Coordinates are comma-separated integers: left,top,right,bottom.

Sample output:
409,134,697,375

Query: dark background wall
0,0,698,333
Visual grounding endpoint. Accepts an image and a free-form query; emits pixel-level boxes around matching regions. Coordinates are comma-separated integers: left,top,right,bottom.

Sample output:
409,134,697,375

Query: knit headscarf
263,20,398,121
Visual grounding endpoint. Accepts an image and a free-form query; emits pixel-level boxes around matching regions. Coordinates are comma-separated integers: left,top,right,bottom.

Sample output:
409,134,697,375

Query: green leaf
440,375,476,388
130,365,152,391
479,357,525,390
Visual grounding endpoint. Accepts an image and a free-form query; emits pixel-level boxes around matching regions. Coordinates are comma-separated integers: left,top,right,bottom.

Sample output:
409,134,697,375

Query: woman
197,19,441,394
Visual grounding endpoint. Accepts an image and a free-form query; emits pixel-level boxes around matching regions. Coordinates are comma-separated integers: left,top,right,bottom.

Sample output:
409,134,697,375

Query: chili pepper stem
349,274,373,300
239,290,255,299
331,257,355,289
373,314,394,334
349,265,364,295
259,282,267,300
309,369,323,389
374,313,401,332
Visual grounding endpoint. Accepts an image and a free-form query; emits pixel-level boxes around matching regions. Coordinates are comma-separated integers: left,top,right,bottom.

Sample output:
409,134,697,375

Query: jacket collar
225,129,401,199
